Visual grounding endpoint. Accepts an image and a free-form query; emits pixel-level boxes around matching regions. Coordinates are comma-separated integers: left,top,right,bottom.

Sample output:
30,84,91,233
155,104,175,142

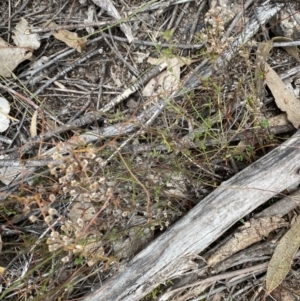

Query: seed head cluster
41,144,181,265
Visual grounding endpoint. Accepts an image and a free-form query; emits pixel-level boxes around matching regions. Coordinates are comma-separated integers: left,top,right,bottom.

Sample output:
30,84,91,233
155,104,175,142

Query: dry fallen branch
80,2,286,300
83,129,300,301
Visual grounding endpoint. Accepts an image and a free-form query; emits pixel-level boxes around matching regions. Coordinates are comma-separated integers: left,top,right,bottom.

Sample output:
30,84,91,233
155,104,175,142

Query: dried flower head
70,189,77,196
71,180,77,187
87,152,96,159
82,160,88,168
45,215,53,223
49,194,56,202
29,215,38,223
52,153,63,161
89,182,99,191
61,255,71,263
59,163,66,170
48,207,57,216
66,165,74,174
50,167,58,175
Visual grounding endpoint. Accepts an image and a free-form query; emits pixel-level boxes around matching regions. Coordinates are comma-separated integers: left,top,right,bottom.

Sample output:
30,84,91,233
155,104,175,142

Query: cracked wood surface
84,130,300,301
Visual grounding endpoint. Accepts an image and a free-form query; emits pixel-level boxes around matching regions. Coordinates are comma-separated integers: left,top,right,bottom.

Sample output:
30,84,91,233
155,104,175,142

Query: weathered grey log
82,2,289,301
84,130,300,301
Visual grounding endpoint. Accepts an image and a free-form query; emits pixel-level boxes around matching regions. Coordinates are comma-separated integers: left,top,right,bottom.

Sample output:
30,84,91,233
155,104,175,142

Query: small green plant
141,284,164,301
235,154,244,162
261,118,269,128
0,205,16,217
162,29,174,42
74,256,84,265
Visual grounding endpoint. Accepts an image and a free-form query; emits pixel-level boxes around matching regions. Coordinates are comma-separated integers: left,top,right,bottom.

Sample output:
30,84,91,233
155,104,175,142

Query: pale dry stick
32,48,103,98
0,158,53,167
18,48,73,79
173,2,190,34
0,135,12,144
96,64,106,110
188,0,206,44
7,0,11,42
190,276,265,301
92,0,134,43
0,170,49,192
272,41,300,47
249,285,264,301
153,0,175,17
20,254,33,280
231,277,265,301
26,20,114,34
0,253,26,285
26,0,154,36
166,4,179,30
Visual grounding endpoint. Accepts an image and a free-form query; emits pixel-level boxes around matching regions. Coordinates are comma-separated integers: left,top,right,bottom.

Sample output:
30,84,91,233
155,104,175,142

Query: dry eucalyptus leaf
143,57,188,96
0,163,23,185
264,62,300,128
0,38,32,77
0,97,11,132
266,216,300,294
12,18,40,50
272,36,300,62
268,114,290,127
49,22,87,53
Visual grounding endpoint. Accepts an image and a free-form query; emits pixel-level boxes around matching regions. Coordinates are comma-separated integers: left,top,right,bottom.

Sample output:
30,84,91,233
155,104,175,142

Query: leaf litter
0,0,299,300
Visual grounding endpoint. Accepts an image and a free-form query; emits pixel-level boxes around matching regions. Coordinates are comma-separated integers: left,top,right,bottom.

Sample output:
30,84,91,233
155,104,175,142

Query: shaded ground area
0,0,300,300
